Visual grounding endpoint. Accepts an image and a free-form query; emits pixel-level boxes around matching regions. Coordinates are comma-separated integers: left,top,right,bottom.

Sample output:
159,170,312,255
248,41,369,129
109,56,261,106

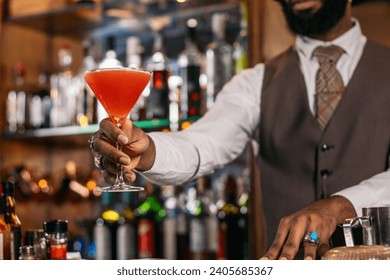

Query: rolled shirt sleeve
140,64,264,185
333,167,390,216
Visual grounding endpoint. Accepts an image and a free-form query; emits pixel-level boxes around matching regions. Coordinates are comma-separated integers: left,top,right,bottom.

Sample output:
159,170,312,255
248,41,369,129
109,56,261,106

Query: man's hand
90,118,156,184
261,195,356,260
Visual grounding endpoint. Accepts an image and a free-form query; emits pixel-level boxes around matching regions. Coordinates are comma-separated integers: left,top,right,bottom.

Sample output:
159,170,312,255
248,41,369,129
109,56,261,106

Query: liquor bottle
29,71,49,129
93,192,120,260
54,44,78,126
168,75,183,132
116,192,136,260
62,44,78,126
1,181,22,260
161,185,189,259
205,13,234,110
176,185,190,259
135,181,165,259
178,18,202,119
233,0,249,74
127,36,142,69
186,177,216,260
76,39,97,126
216,175,244,260
126,36,146,121
14,63,27,132
6,63,27,133
161,185,177,259
145,31,171,120
96,36,123,122
5,90,17,133
237,176,250,259
0,186,11,260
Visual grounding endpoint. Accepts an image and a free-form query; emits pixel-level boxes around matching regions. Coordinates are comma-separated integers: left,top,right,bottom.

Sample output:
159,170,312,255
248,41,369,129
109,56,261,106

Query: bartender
89,0,390,260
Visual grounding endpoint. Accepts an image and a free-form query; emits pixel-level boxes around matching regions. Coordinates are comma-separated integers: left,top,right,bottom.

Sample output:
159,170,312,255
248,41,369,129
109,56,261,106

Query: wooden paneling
352,1,390,47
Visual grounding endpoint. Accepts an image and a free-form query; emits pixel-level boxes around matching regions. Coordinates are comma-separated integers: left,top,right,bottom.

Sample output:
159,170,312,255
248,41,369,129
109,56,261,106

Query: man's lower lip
290,0,320,12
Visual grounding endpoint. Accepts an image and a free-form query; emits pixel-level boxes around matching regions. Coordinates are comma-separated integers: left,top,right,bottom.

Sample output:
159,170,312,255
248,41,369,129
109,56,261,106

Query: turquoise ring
303,231,319,245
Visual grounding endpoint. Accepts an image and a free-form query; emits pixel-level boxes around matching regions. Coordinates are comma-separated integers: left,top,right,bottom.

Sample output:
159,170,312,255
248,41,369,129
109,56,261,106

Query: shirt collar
295,18,367,59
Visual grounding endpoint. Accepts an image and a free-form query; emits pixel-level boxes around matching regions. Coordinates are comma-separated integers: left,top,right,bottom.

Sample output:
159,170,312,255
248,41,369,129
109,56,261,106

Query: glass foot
97,183,144,192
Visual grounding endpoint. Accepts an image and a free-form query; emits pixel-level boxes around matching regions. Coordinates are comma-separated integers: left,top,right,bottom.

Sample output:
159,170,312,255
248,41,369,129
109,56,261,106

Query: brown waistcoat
259,40,390,249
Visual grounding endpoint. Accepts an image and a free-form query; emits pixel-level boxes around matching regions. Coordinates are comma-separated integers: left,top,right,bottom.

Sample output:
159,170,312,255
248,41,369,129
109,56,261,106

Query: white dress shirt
142,19,390,216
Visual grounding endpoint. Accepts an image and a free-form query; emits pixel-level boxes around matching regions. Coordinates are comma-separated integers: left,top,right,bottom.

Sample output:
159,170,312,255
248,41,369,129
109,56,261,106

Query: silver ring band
89,133,107,170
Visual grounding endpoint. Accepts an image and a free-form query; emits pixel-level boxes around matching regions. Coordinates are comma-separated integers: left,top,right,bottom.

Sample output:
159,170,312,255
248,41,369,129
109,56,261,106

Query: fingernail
305,256,313,260
119,157,130,165
260,257,269,260
279,257,288,260
118,134,128,145
124,173,133,181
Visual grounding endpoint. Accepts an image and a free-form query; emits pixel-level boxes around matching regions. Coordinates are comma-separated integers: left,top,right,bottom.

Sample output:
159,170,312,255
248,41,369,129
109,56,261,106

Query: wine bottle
1,181,22,260
216,175,244,260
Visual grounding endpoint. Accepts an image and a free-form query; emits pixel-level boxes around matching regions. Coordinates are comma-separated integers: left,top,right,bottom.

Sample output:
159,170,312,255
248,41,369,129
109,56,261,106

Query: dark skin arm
92,119,156,184
92,119,357,261
261,195,356,260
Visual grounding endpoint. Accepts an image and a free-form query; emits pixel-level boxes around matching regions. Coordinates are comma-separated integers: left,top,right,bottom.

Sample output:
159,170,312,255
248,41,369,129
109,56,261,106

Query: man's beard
278,0,348,37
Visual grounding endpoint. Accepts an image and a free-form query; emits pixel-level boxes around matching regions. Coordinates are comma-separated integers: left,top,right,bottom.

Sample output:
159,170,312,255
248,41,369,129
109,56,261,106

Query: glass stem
115,141,125,185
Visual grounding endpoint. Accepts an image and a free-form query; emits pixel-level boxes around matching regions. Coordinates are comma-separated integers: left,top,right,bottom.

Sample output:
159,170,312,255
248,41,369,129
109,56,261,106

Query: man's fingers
318,242,331,257
99,118,129,145
302,242,317,260
94,137,130,165
262,229,289,260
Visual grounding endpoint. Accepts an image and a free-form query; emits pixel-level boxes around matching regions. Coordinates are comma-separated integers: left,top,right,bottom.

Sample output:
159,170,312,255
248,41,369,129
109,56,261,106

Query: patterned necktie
313,45,345,129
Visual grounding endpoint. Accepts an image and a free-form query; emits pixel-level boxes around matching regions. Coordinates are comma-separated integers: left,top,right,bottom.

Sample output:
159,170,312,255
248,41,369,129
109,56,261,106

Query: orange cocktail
84,68,151,127
85,68,152,192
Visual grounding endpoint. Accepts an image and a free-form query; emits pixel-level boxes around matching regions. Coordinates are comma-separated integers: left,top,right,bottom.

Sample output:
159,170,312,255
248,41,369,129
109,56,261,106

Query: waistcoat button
320,169,332,177
321,144,333,152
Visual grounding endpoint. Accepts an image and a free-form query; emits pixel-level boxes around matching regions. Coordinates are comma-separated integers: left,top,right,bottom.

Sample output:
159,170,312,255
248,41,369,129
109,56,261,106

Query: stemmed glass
84,67,152,192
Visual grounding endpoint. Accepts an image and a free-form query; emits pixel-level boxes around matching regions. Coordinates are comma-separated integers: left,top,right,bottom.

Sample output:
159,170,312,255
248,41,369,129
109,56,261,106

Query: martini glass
84,67,152,192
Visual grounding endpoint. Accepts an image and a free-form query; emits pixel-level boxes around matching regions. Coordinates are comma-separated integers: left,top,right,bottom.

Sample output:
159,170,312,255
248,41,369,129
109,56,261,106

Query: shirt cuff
332,173,390,216
138,131,200,185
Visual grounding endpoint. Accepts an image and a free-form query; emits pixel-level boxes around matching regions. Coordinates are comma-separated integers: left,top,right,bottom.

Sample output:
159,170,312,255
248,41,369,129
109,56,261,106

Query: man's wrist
135,134,156,172
329,195,357,224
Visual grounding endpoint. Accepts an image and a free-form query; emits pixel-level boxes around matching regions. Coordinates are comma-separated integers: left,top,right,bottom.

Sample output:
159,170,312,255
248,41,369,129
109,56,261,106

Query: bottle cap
43,219,68,234
19,245,34,255
1,181,15,195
